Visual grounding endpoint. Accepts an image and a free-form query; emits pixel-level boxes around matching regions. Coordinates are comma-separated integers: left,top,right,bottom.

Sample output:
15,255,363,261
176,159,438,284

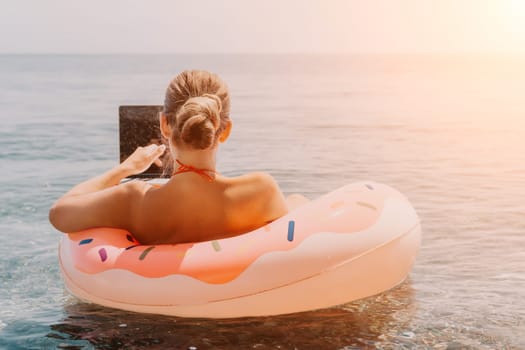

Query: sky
1,0,525,54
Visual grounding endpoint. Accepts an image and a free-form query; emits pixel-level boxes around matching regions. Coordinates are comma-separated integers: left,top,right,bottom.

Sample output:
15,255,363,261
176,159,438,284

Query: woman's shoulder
227,171,277,185
223,171,287,222
222,171,280,195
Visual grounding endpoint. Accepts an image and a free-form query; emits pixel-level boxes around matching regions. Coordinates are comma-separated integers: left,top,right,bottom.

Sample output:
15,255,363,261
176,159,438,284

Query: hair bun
175,94,222,149
200,93,222,127
163,70,231,151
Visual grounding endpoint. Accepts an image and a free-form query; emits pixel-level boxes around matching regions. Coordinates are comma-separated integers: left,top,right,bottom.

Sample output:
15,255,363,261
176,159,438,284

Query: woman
49,70,307,244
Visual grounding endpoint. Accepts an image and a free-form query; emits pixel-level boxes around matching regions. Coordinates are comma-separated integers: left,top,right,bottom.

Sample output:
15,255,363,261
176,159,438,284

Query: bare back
132,172,286,244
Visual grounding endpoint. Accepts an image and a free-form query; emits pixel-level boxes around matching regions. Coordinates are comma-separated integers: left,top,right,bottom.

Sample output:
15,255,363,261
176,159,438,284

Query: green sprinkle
139,246,155,261
211,240,221,252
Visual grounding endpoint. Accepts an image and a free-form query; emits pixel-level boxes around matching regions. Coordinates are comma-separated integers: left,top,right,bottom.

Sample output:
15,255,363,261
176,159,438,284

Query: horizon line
1,51,525,56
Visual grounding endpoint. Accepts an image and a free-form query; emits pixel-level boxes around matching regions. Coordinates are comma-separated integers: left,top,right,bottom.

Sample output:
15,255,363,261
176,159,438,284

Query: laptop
119,105,171,182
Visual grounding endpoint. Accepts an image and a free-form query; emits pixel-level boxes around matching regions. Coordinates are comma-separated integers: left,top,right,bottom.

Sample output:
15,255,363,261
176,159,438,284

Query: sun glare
498,0,525,40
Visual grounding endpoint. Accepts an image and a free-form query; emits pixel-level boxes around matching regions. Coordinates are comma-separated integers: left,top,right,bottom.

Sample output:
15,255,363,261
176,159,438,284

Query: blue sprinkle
287,221,295,242
79,238,93,245
125,245,139,250
365,184,374,190
126,234,135,242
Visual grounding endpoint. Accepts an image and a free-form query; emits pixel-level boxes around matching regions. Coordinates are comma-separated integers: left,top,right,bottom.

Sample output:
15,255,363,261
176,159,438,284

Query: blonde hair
163,70,231,150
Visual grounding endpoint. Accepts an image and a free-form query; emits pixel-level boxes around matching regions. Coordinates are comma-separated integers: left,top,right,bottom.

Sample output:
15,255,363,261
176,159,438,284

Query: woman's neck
173,148,217,171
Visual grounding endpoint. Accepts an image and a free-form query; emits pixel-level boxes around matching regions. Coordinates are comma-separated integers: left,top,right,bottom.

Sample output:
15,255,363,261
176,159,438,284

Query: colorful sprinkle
98,248,107,262
126,234,135,242
79,238,93,245
356,201,377,211
264,224,271,232
211,240,221,252
365,184,374,190
125,245,139,250
287,220,295,242
139,246,155,261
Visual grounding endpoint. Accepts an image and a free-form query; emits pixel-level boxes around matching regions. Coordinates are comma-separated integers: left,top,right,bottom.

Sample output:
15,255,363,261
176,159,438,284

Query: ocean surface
0,54,524,349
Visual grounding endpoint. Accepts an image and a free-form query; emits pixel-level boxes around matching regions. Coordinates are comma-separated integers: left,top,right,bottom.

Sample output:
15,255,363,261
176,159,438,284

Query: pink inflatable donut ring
59,182,421,318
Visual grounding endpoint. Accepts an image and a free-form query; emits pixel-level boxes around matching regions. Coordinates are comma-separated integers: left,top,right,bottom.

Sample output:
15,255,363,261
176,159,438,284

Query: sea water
0,54,524,349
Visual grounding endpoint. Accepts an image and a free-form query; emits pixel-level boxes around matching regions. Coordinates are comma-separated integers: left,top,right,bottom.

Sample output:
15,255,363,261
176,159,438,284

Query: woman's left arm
49,144,165,233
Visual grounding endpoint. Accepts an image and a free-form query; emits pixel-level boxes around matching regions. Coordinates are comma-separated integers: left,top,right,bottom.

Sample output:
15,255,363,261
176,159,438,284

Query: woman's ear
218,120,232,143
159,112,171,139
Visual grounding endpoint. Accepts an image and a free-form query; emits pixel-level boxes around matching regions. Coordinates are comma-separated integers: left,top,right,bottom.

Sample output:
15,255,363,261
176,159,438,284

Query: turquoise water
1,54,524,349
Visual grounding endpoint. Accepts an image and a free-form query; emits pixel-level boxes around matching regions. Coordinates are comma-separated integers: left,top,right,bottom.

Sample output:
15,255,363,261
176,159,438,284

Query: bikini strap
172,159,216,182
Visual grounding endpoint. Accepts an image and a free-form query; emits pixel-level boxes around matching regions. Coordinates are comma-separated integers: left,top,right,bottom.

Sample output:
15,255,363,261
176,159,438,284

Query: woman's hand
119,144,166,176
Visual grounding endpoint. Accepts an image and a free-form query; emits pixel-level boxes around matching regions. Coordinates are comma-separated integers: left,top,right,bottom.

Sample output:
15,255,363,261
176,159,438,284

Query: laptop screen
119,105,170,178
